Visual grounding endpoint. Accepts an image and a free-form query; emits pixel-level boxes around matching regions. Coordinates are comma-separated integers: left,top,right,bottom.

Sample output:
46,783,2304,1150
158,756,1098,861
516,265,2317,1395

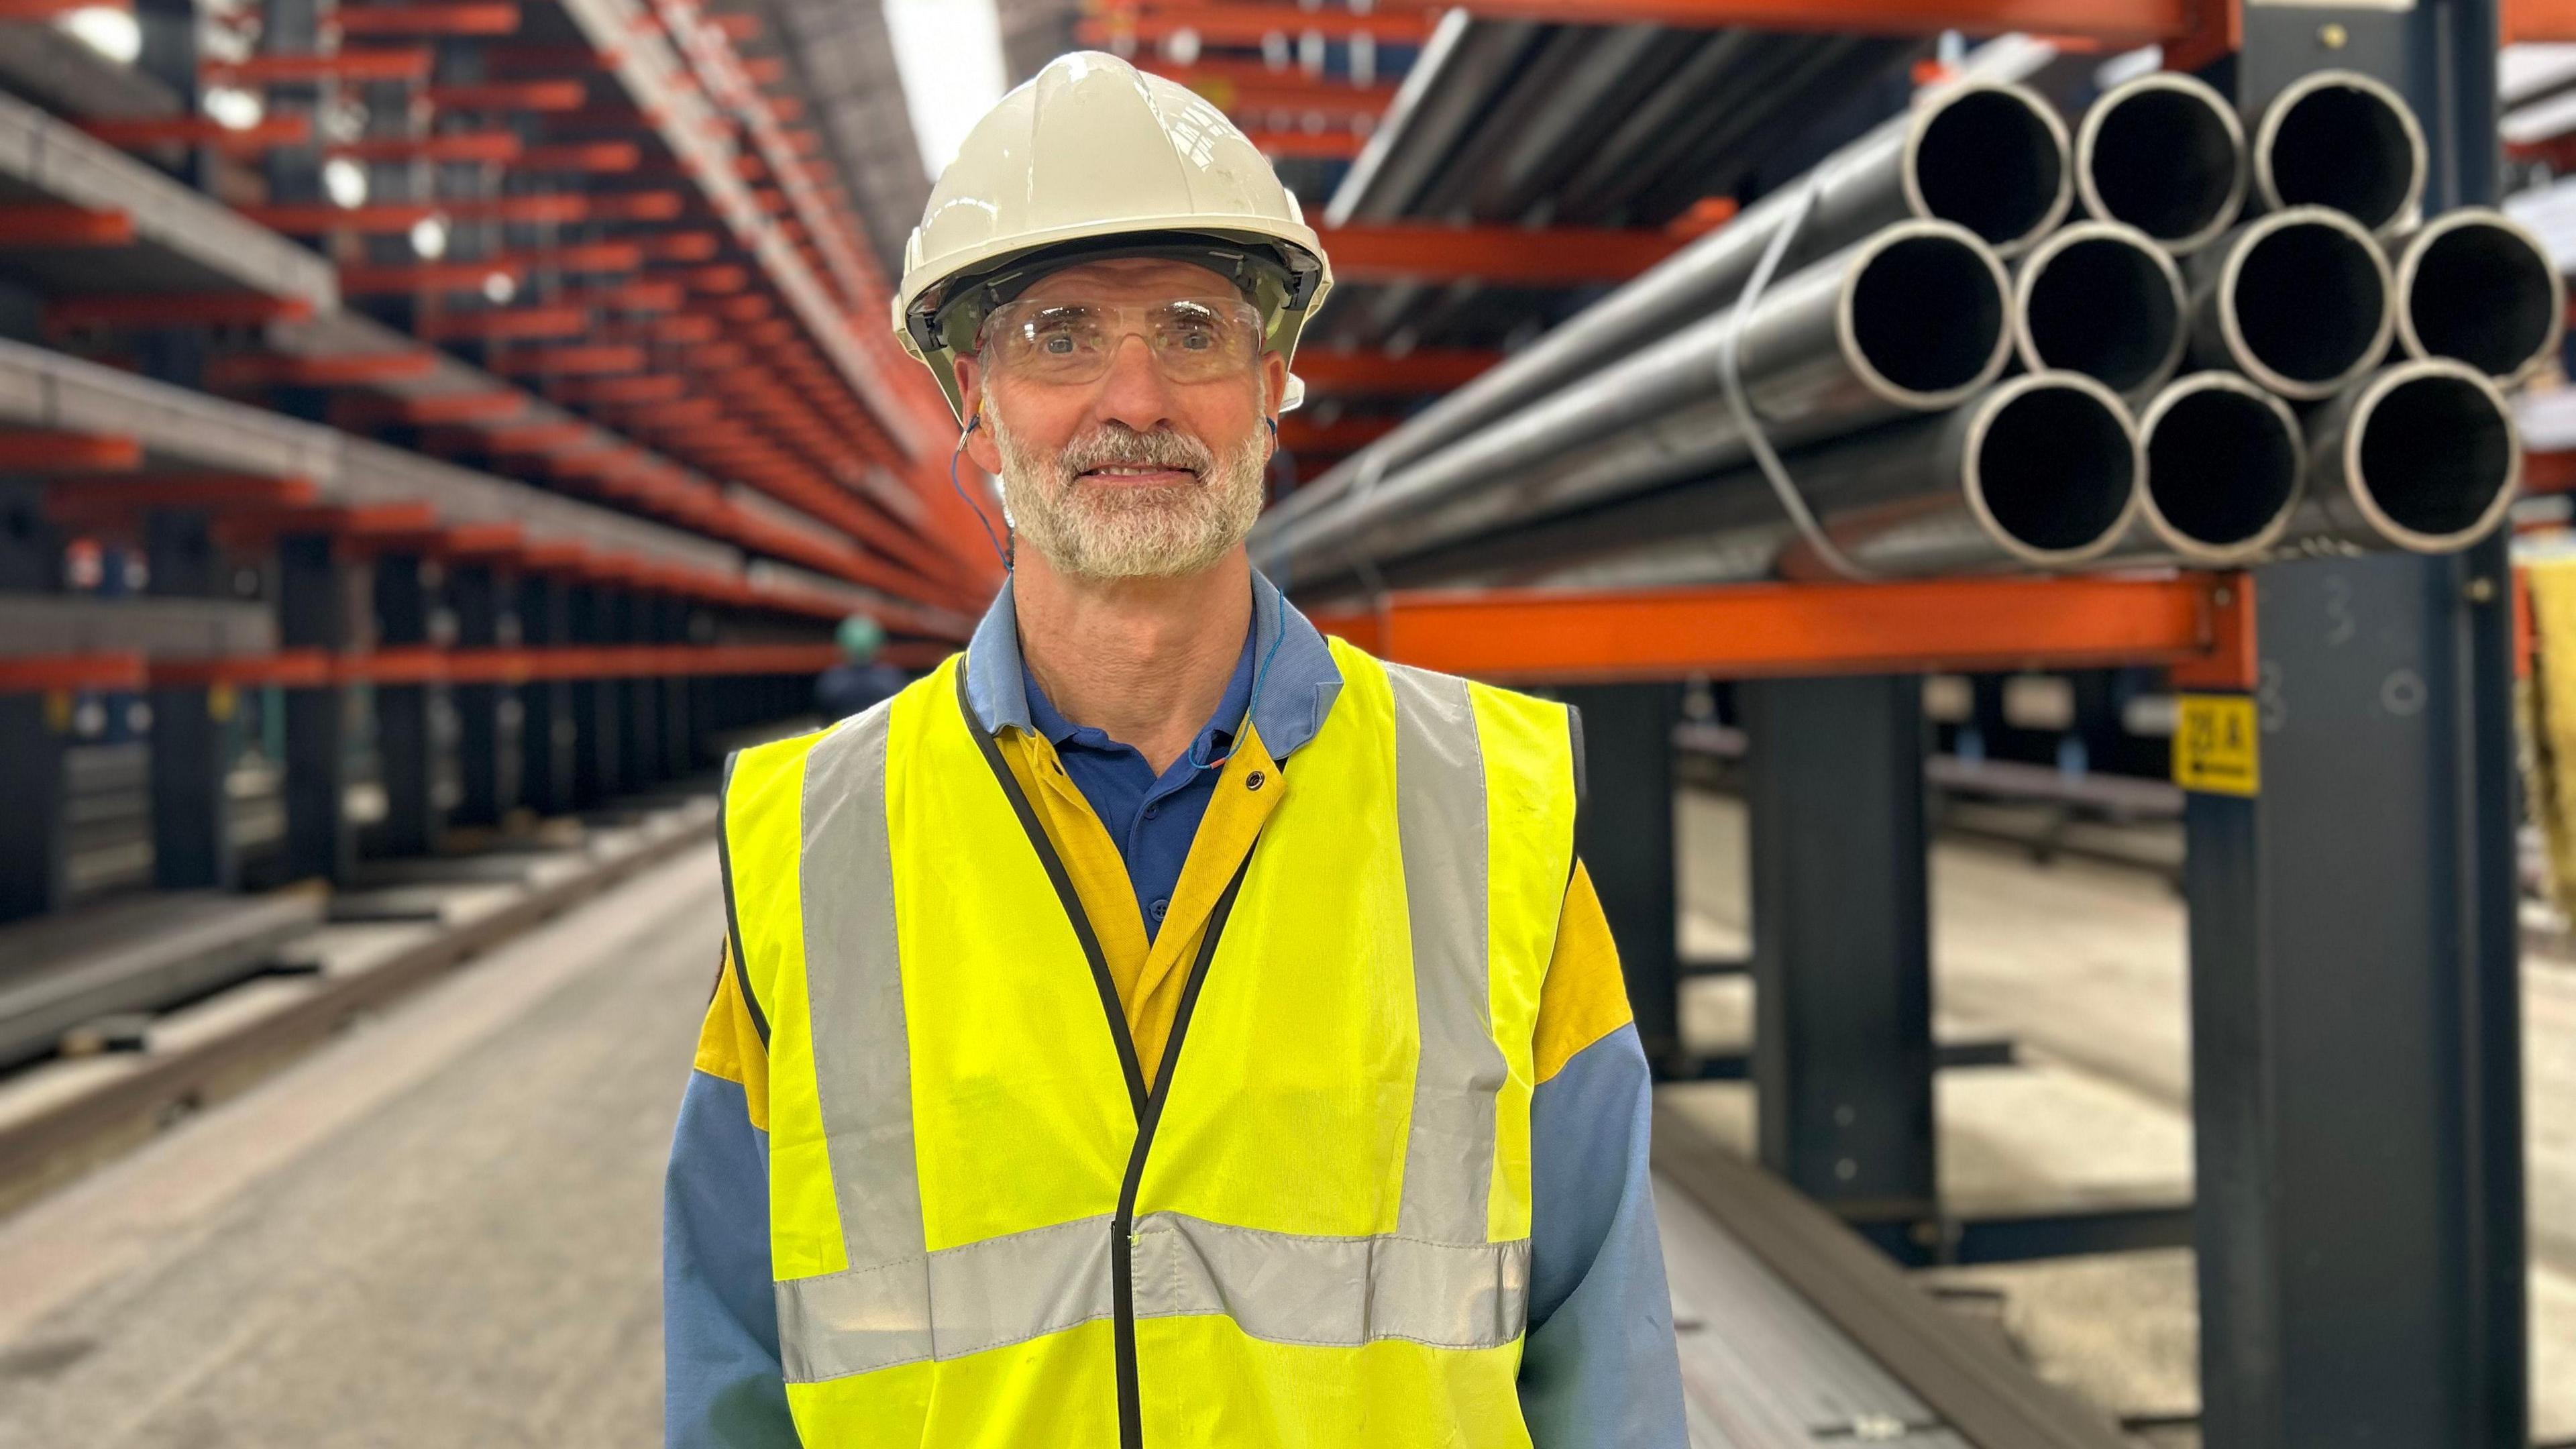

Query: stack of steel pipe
1263,68,2551,598
1312,15,1919,355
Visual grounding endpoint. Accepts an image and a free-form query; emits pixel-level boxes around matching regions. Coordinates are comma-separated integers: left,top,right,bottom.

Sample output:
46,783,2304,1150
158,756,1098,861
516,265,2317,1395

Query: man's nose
1091,334,1178,435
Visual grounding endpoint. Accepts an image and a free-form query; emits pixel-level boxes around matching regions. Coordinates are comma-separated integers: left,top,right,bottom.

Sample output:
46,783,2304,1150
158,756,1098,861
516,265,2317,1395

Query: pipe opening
2022,233,2182,394
2084,86,2242,246
1914,89,2066,250
2406,221,2559,380
2146,386,2298,549
1974,385,2136,554
2356,372,2515,543
2263,81,2420,231
2230,220,2387,390
1851,233,2008,398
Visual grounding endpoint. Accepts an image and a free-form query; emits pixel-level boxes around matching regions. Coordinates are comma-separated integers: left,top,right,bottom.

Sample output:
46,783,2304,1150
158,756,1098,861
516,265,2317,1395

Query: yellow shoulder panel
1534,861,1634,1083
693,941,772,1134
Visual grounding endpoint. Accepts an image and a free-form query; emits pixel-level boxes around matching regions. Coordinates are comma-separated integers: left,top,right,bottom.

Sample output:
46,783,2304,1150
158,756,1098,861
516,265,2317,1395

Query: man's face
955,258,1288,580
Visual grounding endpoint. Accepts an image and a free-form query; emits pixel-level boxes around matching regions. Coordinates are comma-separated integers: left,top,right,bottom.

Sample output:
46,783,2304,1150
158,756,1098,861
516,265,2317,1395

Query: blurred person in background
664,51,1685,1449
812,614,909,722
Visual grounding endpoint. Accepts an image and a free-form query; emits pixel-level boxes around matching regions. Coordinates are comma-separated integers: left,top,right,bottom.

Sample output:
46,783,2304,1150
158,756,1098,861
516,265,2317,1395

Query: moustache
1054,427,1218,482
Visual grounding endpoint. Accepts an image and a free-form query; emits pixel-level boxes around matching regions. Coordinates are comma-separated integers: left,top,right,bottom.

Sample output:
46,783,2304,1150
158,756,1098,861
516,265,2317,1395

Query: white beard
991,411,1269,580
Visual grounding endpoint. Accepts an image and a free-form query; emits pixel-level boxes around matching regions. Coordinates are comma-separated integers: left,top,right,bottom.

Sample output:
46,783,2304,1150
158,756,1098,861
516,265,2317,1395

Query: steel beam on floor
2179,14,2529,1449
1559,683,1684,1067
1742,675,1935,1224
1674,1036,2016,1083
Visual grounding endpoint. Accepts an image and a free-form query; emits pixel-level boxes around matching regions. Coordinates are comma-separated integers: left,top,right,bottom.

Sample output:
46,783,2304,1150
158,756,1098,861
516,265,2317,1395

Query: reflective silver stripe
1133,1213,1529,1351
1383,663,1504,1246
781,1213,1525,1382
780,1215,1117,1383
790,701,931,1375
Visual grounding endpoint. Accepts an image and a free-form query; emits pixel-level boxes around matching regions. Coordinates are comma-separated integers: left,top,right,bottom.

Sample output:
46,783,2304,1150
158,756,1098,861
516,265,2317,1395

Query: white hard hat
892,50,1335,423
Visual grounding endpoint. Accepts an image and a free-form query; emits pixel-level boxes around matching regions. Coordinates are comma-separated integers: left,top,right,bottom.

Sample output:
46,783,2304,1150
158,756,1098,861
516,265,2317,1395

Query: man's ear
953,356,1004,474
1259,352,1290,456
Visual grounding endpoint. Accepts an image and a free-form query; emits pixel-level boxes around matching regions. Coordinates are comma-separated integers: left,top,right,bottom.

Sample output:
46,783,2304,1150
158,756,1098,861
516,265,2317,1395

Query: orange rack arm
1309,574,2253,686
1318,224,1686,286
1291,349,1502,395
0,652,147,694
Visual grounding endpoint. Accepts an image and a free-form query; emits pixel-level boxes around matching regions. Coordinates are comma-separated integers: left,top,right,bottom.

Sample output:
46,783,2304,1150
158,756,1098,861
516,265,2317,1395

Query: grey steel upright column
659,595,693,776
372,550,439,856
447,561,503,826
1741,676,1936,1244
2187,9,2526,1446
517,573,574,816
568,580,615,804
1558,682,1684,1067
277,531,354,882
146,510,239,888
0,485,67,920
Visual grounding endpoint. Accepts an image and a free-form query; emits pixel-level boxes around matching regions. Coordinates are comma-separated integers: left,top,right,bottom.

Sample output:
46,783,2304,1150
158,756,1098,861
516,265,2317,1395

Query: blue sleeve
1517,1023,1688,1447
665,1069,799,1447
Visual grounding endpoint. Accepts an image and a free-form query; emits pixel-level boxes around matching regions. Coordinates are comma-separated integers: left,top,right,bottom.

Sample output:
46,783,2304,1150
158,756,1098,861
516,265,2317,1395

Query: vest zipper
959,667,1259,1448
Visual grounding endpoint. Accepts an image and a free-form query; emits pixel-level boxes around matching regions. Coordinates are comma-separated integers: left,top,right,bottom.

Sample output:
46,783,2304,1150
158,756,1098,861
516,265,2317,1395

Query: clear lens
985,296,1263,384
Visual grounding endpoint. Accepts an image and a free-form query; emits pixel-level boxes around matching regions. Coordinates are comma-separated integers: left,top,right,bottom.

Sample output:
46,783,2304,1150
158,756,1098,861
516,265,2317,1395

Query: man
665,52,1685,1448
812,615,908,721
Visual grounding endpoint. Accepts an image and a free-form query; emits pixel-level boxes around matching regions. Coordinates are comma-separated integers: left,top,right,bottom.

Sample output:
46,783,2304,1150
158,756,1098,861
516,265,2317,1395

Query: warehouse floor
1671,790,2576,1445
0,802,2567,1446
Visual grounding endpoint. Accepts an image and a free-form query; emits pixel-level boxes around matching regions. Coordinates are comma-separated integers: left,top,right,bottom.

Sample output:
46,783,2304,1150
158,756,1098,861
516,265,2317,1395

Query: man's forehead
1017,257,1237,304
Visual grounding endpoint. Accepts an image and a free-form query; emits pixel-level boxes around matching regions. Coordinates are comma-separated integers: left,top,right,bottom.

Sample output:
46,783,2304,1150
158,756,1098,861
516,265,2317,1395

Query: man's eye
1041,335,1075,354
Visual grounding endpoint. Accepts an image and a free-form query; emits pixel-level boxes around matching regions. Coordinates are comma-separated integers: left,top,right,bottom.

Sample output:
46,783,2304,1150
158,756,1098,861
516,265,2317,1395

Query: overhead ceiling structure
722,0,930,279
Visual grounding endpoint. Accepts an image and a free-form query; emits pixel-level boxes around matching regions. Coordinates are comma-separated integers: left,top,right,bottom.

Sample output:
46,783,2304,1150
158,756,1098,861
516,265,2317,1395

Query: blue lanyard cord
1189,586,1288,771
951,427,1014,572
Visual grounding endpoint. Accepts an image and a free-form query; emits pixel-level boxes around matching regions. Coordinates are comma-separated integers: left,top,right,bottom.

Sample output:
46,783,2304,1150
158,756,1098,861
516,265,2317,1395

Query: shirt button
1149,898,1169,921
1143,805,1159,820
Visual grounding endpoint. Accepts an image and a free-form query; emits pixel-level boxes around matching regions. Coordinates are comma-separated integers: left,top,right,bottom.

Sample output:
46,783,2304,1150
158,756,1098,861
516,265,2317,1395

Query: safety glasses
980,295,1265,386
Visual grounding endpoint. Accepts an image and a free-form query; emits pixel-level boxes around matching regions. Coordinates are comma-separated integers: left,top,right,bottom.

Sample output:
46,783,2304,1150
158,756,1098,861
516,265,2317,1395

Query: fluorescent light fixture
55,6,140,65
323,158,369,209
881,0,1006,182
203,86,264,131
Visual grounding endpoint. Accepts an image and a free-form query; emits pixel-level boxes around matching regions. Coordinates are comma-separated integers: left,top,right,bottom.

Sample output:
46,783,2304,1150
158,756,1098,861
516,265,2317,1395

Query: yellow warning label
2174,694,2259,796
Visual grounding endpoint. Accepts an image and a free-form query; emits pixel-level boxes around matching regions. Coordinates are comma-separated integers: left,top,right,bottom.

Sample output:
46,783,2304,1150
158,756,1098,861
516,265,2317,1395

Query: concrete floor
0,794,2566,1444
0,849,716,1447
1672,788,2576,1444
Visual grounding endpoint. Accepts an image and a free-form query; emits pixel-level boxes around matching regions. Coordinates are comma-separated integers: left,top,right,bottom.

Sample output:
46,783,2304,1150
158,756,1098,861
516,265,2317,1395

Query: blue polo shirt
1022,631,1254,939
969,570,1335,941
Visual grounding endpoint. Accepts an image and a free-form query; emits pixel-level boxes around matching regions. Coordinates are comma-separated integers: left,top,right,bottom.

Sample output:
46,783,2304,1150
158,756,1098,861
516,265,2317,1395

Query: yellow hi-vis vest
718,638,1580,1448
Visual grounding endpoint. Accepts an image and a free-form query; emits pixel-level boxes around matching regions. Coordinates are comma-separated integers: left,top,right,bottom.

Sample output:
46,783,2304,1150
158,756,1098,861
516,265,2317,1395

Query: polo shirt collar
961,568,1342,761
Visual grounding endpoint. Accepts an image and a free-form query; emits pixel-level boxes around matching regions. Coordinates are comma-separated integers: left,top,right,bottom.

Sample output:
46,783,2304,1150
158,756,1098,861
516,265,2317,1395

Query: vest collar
961,568,1342,761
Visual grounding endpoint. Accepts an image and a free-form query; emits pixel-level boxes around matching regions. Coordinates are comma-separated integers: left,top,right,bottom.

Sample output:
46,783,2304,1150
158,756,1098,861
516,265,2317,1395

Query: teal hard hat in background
837,615,885,661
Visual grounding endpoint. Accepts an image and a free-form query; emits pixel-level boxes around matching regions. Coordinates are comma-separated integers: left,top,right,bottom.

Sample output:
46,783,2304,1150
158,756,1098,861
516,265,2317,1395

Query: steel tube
2251,68,2428,238
2392,207,2566,385
2012,221,2188,399
2133,372,2304,563
2292,359,2521,554
2187,207,2396,402
2074,71,2247,255
1369,373,2139,593
1263,78,2068,536
1267,223,2013,576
